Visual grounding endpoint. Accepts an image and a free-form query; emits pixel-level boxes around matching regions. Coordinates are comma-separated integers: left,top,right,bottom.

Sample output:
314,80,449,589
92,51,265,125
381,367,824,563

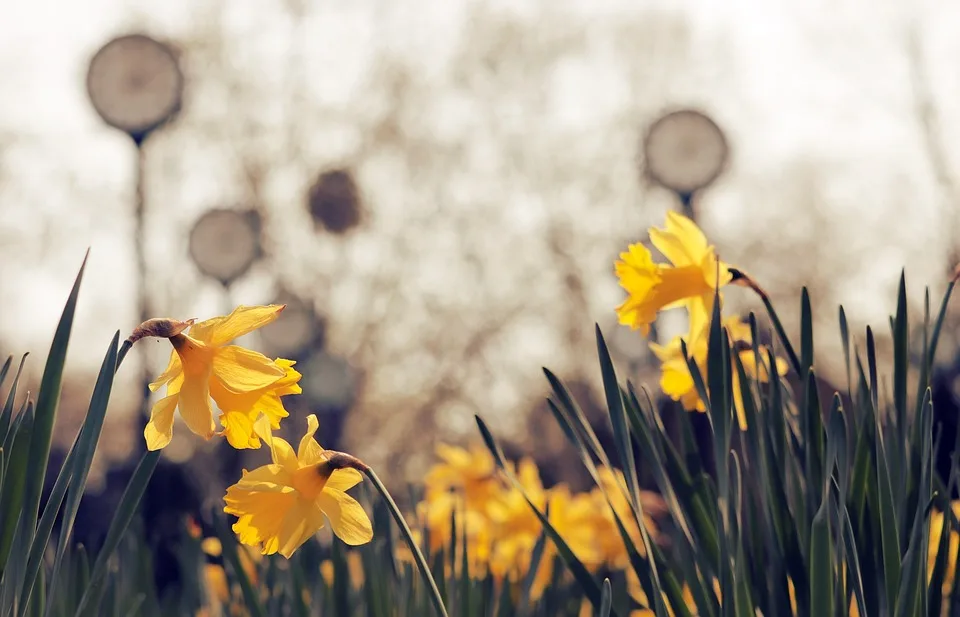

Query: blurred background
3,0,960,546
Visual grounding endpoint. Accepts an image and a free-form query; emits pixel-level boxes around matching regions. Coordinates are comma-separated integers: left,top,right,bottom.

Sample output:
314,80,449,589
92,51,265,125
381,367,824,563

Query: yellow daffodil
423,443,500,505
650,298,787,429
415,489,492,572
216,358,303,450
616,212,732,336
141,304,302,451
223,414,373,558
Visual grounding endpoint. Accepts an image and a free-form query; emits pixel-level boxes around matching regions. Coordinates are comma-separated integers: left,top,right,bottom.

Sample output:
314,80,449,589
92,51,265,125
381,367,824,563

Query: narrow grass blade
598,578,612,617
808,500,833,617
543,368,613,469
0,355,26,450
0,401,33,577
41,333,119,616
21,253,88,548
928,280,956,368
732,268,801,375
365,467,449,617
874,411,901,613
74,450,161,617
892,271,908,437
595,327,644,536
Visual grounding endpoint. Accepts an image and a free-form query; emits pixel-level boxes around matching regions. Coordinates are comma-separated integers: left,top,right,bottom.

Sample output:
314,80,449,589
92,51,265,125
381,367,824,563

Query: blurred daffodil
650,299,787,429
615,212,731,336
139,304,299,451
424,443,499,504
224,414,373,558
929,501,960,597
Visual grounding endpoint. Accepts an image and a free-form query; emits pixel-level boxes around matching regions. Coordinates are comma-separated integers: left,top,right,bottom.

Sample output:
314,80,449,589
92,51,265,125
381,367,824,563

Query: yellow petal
253,414,274,444
649,211,710,268
316,489,374,546
231,464,293,492
254,393,291,430
617,265,710,334
325,468,364,493
269,435,299,472
206,305,285,347
276,499,327,558
149,351,182,392
225,485,297,553
187,315,224,344
212,346,285,393
178,373,216,440
220,410,261,449
144,393,180,451
297,414,325,465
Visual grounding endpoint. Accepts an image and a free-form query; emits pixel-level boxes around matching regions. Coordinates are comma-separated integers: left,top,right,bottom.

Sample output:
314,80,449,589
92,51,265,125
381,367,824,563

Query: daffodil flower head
224,414,373,558
615,211,732,336
139,304,302,451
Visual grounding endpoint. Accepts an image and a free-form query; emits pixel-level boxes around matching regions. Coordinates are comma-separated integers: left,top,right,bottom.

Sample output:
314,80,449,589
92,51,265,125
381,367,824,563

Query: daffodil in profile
224,414,373,558
136,304,300,451
615,212,732,336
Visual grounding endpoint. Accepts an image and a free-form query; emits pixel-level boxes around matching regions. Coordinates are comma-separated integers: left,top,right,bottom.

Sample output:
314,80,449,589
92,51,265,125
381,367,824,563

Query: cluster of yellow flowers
410,443,666,605
130,304,373,558
614,212,788,428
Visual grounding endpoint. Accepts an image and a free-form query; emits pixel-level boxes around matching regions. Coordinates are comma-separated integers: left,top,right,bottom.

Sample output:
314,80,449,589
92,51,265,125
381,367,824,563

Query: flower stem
365,468,449,617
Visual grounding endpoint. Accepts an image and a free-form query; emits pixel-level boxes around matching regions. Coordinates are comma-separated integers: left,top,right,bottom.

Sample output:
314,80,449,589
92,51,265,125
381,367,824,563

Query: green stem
365,468,449,617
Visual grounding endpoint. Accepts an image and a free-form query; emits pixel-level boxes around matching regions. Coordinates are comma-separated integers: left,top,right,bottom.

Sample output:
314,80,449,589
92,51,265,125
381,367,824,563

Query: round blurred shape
86,34,183,140
259,291,326,358
307,169,362,234
299,351,357,414
642,109,728,195
188,208,263,287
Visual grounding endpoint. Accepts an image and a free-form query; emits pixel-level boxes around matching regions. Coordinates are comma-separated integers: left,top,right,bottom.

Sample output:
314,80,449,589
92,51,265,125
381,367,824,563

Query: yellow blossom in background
484,458,547,582
929,501,960,597
615,212,732,336
650,299,787,429
144,304,298,451
424,443,500,504
415,489,492,575
224,414,373,558
411,445,668,603
319,551,366,588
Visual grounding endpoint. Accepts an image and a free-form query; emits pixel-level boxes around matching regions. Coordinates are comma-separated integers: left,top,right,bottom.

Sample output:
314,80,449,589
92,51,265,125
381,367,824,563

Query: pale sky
2,0,959,457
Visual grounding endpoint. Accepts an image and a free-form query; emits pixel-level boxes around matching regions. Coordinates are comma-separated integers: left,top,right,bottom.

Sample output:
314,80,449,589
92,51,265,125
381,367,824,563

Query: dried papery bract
127,317,197,344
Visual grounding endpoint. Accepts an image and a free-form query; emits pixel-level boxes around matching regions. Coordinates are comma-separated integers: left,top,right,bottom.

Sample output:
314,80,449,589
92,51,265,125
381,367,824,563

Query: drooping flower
140,304,301,451
215,358,303,450
615,212,732,336
223,414,373,558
